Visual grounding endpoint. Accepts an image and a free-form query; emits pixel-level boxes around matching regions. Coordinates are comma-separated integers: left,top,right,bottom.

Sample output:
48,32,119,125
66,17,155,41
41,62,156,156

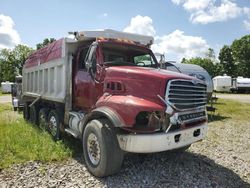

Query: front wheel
83,119,124,177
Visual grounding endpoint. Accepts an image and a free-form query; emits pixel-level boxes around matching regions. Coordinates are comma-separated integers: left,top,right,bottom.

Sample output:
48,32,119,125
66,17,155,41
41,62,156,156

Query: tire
83,119,124,177
29,105,38,125
23,103,30,121
38,108,49,130
47,110,61,140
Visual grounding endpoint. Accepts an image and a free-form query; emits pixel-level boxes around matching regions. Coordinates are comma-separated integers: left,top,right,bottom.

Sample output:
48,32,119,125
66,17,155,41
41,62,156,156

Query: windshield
100,42,158,68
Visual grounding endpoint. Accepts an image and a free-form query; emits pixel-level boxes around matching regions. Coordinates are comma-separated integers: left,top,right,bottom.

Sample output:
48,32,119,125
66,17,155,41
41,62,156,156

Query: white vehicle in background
11,75,23,111
213,75,232,92
1,81,13,93
231,77,250,93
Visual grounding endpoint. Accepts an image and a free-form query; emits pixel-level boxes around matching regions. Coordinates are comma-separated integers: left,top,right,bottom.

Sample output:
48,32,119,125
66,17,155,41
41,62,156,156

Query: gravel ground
0,139,249,188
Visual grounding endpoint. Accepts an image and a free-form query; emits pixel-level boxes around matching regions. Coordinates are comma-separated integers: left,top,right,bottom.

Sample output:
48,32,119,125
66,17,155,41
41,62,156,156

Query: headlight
134,111,170,132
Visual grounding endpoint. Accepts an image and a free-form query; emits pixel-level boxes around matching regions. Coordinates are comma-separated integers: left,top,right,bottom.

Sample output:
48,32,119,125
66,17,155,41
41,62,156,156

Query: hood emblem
192,80,198,85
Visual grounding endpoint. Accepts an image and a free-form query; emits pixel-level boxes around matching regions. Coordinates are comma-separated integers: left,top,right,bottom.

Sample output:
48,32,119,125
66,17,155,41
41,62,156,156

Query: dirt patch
216,94,250,103
0,95,11,104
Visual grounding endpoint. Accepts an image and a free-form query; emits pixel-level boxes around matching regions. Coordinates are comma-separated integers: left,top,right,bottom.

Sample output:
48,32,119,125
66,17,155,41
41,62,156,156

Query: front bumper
117,123,207,153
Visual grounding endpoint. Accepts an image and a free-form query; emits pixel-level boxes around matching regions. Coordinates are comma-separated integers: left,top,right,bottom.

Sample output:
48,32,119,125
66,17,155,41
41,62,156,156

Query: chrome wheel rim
87,133,101,165
49,116,57,136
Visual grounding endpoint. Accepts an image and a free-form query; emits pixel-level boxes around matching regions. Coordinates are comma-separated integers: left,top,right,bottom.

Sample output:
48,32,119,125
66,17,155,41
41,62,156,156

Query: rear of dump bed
22,38,71,103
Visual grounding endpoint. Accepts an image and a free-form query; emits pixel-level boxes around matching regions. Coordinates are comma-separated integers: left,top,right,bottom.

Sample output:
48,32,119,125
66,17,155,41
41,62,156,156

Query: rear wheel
48,110,61,140
83,119,124,177
38,108,49,130
23,103,30,121
29,105,38,124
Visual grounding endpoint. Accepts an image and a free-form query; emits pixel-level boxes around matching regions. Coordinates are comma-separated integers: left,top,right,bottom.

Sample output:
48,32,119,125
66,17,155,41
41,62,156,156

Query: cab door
73,44,99,111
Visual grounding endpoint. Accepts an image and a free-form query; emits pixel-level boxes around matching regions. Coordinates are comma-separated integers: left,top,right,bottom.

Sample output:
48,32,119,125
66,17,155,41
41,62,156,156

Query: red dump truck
22,29,208,177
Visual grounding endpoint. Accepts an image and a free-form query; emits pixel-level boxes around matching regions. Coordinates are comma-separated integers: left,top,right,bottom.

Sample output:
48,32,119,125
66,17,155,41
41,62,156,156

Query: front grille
166,79,207,110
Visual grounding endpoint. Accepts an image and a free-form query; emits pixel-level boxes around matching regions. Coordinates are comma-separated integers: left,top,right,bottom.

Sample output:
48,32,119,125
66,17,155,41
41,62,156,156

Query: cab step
65,128,80,138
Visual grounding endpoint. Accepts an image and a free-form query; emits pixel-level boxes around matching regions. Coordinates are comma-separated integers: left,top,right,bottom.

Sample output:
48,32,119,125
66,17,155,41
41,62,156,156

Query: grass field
0,91,10,96
0,98,249,170
0,104,72,169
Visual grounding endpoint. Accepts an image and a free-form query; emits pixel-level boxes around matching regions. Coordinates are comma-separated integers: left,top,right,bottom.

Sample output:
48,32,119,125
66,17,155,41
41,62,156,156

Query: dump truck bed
22,38,70,103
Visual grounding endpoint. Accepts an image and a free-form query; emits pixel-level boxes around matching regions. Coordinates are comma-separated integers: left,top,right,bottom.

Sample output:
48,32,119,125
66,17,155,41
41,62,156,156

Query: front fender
96,95,165,127
90,106,125,127
79,106,125,137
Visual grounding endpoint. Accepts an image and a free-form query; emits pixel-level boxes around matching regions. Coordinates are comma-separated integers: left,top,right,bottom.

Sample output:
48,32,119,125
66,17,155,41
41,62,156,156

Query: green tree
218,45,235,77
181,58,187,64
36,38,56,50
214,63,224,77
205,48,216,63
0,45,33,82
231,35,250,77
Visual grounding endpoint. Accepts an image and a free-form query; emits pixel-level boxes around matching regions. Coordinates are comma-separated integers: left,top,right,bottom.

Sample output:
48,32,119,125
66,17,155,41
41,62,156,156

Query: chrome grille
166,79,207,110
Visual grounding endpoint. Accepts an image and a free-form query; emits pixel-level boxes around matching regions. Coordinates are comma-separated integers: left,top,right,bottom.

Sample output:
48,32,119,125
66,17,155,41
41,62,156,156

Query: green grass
0,103,12,113
0,104,72,169
0,90,10,96
209,98,250,121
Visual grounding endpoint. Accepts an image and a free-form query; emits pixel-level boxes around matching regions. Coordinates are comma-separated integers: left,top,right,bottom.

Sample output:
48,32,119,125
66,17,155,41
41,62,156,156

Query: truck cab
22,29,208,177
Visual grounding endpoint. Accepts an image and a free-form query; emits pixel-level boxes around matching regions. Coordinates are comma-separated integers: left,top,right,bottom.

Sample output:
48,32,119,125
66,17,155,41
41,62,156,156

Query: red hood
104,66,197,104
105,66,195,82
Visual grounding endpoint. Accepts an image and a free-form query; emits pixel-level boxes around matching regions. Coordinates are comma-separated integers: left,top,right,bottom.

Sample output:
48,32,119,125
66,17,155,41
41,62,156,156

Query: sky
0,0,249,61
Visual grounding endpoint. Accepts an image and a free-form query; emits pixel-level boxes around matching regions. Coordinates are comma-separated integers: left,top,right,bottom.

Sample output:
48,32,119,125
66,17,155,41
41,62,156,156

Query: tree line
182,34,250,78
0,38,56,83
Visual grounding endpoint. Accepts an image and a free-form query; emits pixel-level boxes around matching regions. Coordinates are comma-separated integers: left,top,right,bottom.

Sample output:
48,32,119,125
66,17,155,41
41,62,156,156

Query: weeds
0,105,72,169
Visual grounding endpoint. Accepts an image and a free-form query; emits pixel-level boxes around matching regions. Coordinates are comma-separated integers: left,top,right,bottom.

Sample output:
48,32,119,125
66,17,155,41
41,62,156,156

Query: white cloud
0,14,21,49
243,7,250,30
152,30,209,60
124,15,209,60
183,0,212,11
123,15,156,36
171,0,243,24
243,7,250,17
192,0,242,24
103,13,108,17
243,20,250,31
